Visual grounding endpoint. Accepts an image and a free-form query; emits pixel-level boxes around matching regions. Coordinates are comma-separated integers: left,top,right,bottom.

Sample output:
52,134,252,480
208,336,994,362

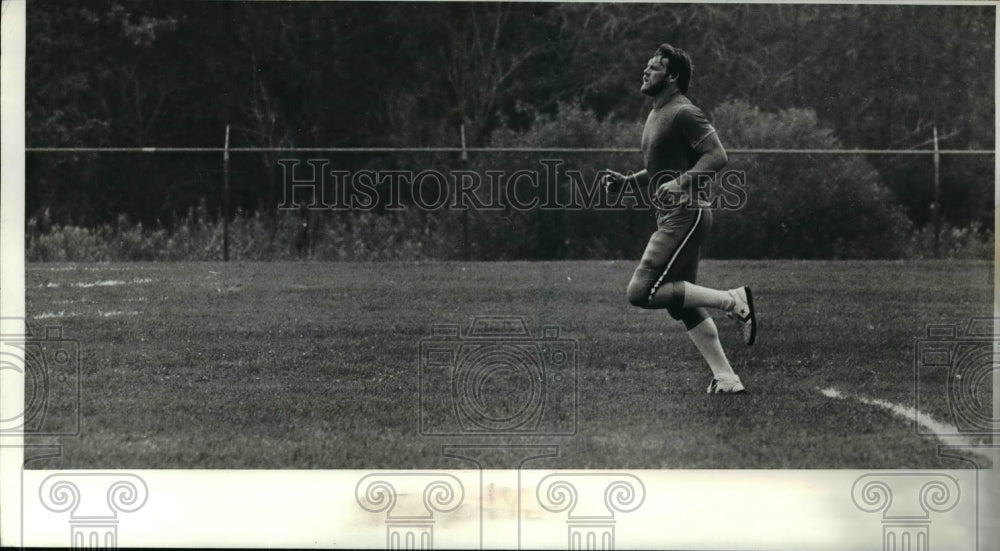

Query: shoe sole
707,380,748,394
744,286,756,346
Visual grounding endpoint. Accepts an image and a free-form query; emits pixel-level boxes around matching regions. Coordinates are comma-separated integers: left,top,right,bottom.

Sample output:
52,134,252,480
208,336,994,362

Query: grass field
23,259,993,469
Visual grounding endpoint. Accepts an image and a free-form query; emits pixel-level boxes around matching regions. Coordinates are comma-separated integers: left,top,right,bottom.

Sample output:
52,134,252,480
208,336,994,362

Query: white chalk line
29,265,138,272
34,310,143,319
49,297,147,305
34,311,68,320
819,387,993,464
38,277,154,289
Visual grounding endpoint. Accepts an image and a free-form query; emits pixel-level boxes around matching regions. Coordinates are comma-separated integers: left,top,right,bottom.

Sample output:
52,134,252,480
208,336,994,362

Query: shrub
484,102,647,260
25,204,454,262
485,100,920,259
708,100,915,259
903,221,994,260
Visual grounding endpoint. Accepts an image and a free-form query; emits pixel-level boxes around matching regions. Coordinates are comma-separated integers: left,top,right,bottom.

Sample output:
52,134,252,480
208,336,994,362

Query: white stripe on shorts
647,208,704,302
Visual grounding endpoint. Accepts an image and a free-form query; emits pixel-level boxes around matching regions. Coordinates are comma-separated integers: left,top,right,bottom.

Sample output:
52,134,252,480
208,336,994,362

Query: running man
604,43,756,394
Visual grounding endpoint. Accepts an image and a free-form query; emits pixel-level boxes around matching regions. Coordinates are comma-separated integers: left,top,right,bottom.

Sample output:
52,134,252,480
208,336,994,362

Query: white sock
687,318,738,381
681,282,735,312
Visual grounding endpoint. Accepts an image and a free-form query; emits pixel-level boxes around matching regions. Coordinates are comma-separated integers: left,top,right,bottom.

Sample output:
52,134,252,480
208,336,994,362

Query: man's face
641,55,670,96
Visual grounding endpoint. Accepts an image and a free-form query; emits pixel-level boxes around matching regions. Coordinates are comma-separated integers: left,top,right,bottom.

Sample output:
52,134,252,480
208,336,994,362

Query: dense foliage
24,1,994,259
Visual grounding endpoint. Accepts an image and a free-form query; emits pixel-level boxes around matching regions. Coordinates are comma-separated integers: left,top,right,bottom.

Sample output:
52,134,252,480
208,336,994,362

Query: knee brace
670,306,710,330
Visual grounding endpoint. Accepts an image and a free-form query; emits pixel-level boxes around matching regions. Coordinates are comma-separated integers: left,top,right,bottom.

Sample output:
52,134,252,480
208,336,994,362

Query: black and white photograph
1,0,996,548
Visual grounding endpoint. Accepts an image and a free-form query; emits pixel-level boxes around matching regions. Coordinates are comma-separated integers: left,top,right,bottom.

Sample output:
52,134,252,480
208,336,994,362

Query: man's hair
654,43,693,94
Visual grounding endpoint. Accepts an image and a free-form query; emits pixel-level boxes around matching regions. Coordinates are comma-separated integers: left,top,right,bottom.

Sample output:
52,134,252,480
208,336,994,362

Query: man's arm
672,131,728,191
604,168,649,192
655,131,729,201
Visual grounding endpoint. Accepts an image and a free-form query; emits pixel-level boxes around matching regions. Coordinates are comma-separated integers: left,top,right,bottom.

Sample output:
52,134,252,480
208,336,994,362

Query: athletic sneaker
707,377,746,394
726,286,756,346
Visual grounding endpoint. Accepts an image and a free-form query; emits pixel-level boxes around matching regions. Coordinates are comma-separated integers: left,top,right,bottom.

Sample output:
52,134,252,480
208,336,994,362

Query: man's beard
642,79,666,96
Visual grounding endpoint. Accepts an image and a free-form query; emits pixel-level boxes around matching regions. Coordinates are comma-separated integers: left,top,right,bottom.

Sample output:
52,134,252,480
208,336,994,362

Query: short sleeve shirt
640,94,716,178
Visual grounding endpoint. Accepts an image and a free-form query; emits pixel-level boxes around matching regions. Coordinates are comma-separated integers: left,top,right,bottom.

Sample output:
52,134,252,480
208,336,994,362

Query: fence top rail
23,146,997,155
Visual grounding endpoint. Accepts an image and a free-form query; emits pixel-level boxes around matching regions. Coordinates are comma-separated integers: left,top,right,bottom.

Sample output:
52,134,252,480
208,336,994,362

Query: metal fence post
932,126,941,258
223,124,231,262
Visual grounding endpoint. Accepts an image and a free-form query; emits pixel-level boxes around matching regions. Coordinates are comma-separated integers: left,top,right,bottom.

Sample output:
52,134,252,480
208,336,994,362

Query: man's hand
603,169,627,194
653,179,686,209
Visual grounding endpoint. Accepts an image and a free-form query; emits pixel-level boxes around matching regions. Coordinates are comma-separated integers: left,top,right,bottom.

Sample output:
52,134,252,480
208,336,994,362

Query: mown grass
24,259,993,469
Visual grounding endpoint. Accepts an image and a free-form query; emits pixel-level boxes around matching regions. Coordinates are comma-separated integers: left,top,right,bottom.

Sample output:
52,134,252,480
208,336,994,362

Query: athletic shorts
632,206,713,298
